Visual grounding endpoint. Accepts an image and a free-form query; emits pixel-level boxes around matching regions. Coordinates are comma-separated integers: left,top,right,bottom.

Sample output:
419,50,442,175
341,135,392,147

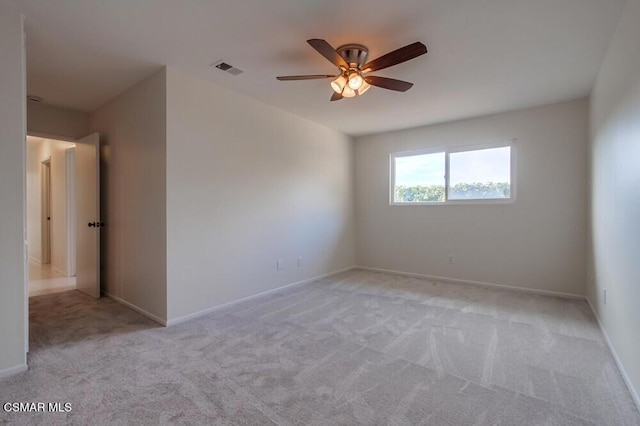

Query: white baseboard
355,266,585,300
28,256,41,265
103,292,167,326
166,266,356,327
0,363,28,379
586,297,640,411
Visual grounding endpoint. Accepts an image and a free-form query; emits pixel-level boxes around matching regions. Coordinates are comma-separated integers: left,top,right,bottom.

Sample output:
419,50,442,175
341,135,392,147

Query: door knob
88,222,95,227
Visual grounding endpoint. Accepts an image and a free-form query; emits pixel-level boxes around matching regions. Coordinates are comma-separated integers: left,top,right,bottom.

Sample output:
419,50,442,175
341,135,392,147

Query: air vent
27,95,43,103
211,60,244,76
215,62,232,71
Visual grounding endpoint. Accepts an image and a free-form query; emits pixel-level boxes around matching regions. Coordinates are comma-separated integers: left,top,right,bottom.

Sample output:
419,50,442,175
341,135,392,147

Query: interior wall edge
586,296,640,411
102,292,167,327
89,67,168,321
0,0,27,373
165,67,354,320
587,0,640,407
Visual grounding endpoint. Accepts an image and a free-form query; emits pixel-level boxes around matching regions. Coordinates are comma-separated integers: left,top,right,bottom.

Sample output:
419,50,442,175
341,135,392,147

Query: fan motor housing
337,44,369,67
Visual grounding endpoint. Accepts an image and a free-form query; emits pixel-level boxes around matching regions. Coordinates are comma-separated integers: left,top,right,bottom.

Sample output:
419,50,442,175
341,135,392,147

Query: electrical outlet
448,255,454,264
277,259,283,271
297,257,303,267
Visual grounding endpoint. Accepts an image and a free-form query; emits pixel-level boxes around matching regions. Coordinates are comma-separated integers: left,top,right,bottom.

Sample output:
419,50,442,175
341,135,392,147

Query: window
391,141,514,204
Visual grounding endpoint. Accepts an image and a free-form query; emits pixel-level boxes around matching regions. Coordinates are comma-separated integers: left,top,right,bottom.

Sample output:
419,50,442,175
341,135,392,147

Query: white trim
586,297,640,411
444,146,451,199
355,266,585,299
41,159,51,264
392,198,515,207
0,363,28,379
65,147,76,277
166,266,356,327
28,256,41,264
103,292,167,326
22,14,29,356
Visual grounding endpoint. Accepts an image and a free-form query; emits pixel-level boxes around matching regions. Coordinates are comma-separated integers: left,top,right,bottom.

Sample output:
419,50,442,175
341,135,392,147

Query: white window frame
390,139,517,206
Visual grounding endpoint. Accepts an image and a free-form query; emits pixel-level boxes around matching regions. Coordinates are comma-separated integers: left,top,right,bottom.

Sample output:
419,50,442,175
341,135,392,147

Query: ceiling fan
277,39,427,101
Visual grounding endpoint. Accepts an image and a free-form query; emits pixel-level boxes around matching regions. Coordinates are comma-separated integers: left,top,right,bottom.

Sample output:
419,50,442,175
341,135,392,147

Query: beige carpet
1,269,639,425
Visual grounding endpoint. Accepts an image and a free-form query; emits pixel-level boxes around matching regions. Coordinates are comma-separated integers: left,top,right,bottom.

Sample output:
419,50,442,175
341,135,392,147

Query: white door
75,133,100,298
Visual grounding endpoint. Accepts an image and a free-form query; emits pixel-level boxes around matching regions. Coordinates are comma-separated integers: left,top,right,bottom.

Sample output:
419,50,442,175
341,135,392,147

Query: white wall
0,1,27,376
355,99,588,296
27,102,89,140
165,68,355,322
90,69,167,322
588,0,640,406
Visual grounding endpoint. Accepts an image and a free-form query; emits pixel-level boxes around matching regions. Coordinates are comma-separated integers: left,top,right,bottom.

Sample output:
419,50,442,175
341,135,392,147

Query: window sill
390,198,515,206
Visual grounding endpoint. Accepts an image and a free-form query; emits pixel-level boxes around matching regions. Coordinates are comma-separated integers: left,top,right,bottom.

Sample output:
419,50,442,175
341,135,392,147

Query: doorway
26,136,76,297
25,133,101,299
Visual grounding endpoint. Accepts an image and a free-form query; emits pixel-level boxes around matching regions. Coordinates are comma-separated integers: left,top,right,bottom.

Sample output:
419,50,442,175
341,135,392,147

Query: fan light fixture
358,81,371,95
347,71,363,90
331,75,346,93
342,85,356,98
277,39,427,101
331,70,371,97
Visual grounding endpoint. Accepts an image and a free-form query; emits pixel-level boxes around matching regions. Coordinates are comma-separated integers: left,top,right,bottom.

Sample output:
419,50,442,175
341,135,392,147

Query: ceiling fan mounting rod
336,44,369,68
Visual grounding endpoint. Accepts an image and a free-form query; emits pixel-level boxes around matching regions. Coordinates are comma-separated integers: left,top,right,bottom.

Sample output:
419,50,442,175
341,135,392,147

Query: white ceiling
16,0,625,136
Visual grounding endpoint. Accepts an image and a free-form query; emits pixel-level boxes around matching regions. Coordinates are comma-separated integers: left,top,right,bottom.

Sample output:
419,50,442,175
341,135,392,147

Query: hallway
28,260,75,297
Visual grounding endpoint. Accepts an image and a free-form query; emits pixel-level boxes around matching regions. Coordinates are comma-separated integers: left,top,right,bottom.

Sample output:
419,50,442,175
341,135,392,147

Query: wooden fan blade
307,39,349,69
330,92,344,101
277,74,336,81
364,76,414,92
362,42,427,73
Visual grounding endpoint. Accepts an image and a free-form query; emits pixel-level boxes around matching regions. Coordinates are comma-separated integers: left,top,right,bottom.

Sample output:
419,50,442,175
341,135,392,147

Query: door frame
65,147,76,277
40,158,51,265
